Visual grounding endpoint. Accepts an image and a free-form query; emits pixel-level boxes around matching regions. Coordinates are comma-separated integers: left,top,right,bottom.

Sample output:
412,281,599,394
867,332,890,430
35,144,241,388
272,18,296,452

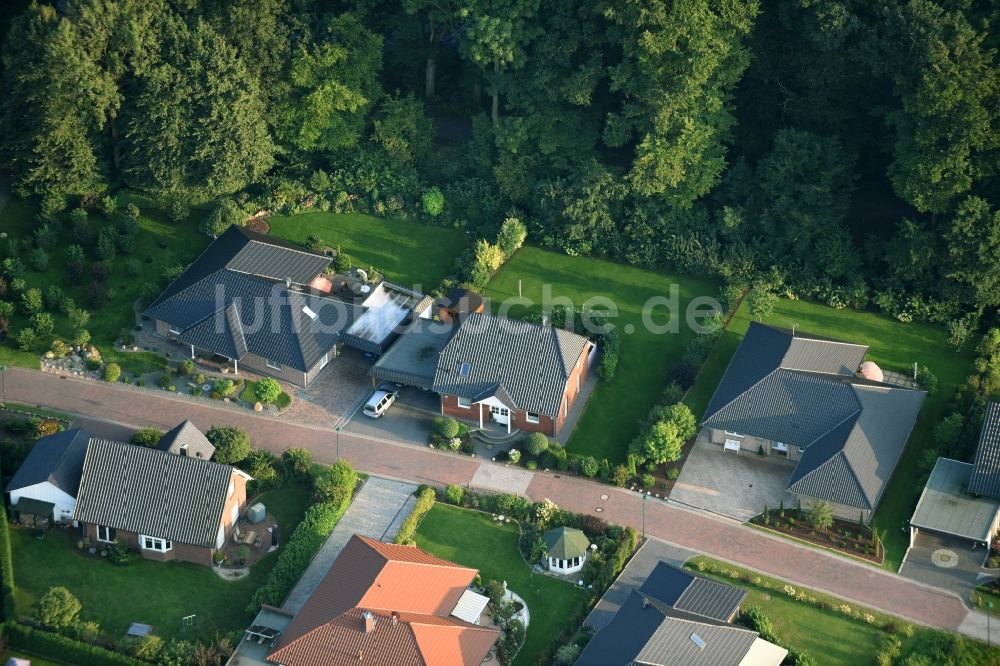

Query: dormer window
459,362,471,377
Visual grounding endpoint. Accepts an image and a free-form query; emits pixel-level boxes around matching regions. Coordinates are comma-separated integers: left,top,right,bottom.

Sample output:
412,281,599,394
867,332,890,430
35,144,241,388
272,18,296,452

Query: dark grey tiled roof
74,438,240,547
787,385,926,510
5,429,89,495
639,562,746,624
372,318,456,389
156,421,216,460
969,402,1000,499
576,591,784,666
143,226,361,372
703,322,925,512
431,313,590,418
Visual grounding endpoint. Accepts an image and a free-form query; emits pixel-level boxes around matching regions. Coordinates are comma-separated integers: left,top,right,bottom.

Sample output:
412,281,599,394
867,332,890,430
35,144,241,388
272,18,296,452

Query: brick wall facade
80,470,248,567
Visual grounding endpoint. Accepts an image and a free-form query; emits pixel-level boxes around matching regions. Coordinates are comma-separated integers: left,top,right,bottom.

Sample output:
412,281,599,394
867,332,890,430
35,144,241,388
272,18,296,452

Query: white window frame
457,396,472,409
140,535,172,553
526,412,540,424
772,441,788,453
725,431,746,438
319,352,330,370
168,325,181,335
96,525,114,543
230,502,239,525
266,359,282,371
228,481,235,497
797,446,806,454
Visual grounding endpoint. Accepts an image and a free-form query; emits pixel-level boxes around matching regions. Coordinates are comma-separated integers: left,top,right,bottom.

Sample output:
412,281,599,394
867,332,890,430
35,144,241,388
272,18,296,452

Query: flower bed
749,507,882,564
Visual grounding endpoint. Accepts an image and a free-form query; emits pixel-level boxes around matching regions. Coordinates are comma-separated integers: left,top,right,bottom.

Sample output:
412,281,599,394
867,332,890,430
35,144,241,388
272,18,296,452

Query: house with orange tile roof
261,534,500,666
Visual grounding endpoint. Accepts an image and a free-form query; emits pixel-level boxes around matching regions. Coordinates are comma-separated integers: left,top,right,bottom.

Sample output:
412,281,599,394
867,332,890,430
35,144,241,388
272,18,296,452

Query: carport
909,458,1000,559
370,318,454,390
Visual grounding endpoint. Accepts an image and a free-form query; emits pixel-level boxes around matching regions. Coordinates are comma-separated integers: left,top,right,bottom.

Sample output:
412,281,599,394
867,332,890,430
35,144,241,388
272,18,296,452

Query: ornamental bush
254,377,282,404
580,455,599,478
102,363,121,382
35,586,81,630
524,432,549,456
21,288,43,314
394,486,436,545
130,428,163,447
312,459,358,505
507,448,521,464
205,426,251,463
421,187,445,217
445,484,464,505
432,416,460,439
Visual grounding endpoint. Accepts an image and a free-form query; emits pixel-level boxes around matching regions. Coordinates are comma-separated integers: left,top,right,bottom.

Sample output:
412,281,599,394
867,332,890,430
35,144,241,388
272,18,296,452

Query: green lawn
0,194,209,374
684,297,977,570
268,211,467,289
414,503,590,666
686,556,1000,666
10,487,309,642
483,246,718,461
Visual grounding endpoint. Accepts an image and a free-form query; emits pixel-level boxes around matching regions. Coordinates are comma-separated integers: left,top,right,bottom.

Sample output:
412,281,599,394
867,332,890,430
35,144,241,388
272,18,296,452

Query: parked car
363,386,398,418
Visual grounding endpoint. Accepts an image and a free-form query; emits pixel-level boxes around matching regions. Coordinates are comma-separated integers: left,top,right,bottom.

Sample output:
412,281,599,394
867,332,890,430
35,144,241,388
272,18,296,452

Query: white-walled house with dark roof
700,322,926,522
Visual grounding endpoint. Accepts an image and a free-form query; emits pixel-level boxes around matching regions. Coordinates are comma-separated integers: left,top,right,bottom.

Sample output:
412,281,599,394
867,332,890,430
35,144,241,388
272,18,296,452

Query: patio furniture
724,439,741,454
241,529,256,545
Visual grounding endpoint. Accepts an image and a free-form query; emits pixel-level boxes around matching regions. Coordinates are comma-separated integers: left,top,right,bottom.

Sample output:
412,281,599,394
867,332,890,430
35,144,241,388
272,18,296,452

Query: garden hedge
5,622,144,666
246,462,358,612
0,467,16,620
393,487,435,545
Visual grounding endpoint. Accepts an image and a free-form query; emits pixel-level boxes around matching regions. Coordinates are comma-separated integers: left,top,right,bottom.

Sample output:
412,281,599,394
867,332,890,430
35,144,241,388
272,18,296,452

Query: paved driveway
282,349,373,428
900,531,988,598
344,403,436,447
281,476,418,613
669,437,794,522
585,538,695,631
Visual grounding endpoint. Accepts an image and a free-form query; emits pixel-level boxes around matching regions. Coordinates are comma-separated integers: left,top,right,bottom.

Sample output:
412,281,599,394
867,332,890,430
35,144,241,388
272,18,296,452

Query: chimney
362,611,376,634
391,611,399,626
285,276,292,289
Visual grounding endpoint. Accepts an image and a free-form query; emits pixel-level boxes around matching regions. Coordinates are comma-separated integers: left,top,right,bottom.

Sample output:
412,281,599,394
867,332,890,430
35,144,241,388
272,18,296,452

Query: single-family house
908,402,1000,557
144,225,365,387
5,428,89,526
432,312,595,435
542,526,590,575
74,438,250,566
577,562,786,666
156,419,215,459
701,322,926,522
261,534,499,666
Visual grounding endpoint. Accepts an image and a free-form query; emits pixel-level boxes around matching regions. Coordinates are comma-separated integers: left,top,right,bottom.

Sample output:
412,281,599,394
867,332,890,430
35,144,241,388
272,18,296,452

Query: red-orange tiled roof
267,535,499,666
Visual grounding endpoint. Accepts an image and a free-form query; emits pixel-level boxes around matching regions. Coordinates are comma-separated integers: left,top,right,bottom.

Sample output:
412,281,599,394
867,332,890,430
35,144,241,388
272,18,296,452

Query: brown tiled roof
267,535,499,666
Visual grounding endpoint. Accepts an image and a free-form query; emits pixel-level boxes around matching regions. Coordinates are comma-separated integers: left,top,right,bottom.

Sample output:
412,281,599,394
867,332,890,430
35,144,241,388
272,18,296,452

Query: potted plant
213,551,225,567
237,545,250,566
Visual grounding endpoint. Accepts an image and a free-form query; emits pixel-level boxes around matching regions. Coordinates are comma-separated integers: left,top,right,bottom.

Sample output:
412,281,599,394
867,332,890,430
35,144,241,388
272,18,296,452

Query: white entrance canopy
910,457,1000,544
451,588,491,625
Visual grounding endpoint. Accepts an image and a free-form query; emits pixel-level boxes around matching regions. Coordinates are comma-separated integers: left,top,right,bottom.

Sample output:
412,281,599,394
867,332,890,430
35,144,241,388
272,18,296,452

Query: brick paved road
4,367,976,637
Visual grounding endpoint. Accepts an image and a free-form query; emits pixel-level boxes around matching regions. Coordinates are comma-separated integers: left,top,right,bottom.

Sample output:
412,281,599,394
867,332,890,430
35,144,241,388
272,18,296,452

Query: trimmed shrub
524,432,549,456
102,363,121,382
21,288,43,314
580,456,599,478
432,416,460,439
0,479,16,619
421,187,445,217
254,377,282,404
598,328,620,380
130,428,163,447
394,487,436,545
205,426,251,463
507,448,521,464
312,459,358,505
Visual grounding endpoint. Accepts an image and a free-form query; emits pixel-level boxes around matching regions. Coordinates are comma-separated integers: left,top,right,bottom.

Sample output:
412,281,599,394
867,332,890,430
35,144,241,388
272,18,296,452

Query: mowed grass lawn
684,297,977,570
10,486,309,642
0,194,208,375
414,503,590,666
268,211,467,289
686,556,1000,666
484,246,718,462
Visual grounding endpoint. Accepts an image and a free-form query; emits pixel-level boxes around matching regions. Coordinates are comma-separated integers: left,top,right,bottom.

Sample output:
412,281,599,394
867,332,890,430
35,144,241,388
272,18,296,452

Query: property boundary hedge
392,487,436,545
5,622,144,666
246,464,360,614
0,467,16,620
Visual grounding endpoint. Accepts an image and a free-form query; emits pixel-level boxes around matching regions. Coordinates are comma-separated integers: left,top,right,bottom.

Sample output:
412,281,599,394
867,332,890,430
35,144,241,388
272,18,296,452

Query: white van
363,387,398,418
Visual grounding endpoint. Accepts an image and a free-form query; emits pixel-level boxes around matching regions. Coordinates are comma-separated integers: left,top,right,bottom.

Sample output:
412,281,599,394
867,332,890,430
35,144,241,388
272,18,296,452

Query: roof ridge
703,368,782,422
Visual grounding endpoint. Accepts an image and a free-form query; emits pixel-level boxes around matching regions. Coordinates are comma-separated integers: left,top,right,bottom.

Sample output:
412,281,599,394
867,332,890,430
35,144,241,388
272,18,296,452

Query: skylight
690,633,706,650
302,305,318,320
459,362,471,376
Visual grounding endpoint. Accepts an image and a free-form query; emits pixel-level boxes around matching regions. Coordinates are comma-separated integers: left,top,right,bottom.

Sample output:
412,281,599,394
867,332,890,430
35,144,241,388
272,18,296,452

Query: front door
490,406,509,425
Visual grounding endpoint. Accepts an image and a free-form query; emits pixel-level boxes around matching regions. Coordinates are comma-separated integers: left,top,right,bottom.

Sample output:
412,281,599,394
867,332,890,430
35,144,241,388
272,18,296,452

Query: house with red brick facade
431,312,594,436
73,437,251,566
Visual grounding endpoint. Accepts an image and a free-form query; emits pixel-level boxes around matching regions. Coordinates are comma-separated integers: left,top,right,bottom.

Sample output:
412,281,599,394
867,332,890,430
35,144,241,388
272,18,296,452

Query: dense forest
0,0,997,339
